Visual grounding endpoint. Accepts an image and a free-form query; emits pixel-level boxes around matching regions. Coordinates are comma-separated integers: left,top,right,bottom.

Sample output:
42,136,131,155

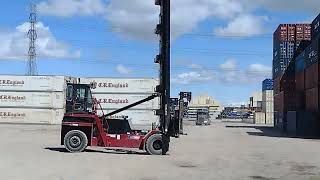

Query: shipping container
279,92,284,112
0,108,64,124
254,112,266,124
305,87,319,112
93,94,159,110
262,90,273,113
295,71,305,92
80,78,158,94
273,76,281,95
295,51,305,73
305,39,319,68
287,111,297,136
265,112,274,125
296,24,311,41
274,94,279,112
0,91,65,109
262,79,273,91
305,63,319,90
312,13,320,40
296,111,320,137
96,109,159,130
0,75,75,92
295,92,305,111
281,74,295,93
274,112,284,129
284,92,296,111
274,24,288,42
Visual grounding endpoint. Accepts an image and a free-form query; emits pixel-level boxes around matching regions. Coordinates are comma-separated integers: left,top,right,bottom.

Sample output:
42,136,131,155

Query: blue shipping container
262,79,273,91
295,52,305,73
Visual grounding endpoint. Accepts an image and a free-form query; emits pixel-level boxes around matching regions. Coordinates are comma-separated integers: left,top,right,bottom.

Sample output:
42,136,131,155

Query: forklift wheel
145,134,163,155
64,130,88,153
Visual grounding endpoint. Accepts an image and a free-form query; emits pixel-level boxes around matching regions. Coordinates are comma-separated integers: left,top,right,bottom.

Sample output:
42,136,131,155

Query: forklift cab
66,83,94,114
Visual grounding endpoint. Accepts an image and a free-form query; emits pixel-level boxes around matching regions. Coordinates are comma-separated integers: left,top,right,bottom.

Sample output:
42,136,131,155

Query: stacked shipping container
261,79,274,125
0,76,76,124
262,90,274,125
304,36,319,113
274,13,320,136
273,23,311,130
80,78,160,130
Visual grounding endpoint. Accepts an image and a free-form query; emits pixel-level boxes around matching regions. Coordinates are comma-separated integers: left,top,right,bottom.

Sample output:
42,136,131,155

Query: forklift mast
155,0,171,135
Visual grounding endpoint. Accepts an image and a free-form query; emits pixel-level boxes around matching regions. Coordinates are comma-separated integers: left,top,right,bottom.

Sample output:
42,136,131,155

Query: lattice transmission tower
26,3,38,76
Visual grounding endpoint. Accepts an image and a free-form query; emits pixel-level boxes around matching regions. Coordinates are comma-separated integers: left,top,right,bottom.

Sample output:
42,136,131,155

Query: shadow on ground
44,147,149,155
225,125,320,140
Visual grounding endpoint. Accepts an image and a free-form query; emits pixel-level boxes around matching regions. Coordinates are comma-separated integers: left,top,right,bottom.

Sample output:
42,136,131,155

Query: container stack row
0,76,160,131
0,76,76,124
80,78,160,130
257,79,274,125
273,13,320,137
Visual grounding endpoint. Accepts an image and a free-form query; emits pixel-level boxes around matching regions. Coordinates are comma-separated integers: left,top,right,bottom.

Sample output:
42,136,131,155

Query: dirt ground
0,121,320,180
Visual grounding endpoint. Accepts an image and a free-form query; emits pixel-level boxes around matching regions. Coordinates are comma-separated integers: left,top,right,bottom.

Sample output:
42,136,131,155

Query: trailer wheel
145,134,163,155
64,130,88,153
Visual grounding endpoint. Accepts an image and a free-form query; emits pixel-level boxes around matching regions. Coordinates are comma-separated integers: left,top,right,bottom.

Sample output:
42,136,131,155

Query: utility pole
155,0,170,154
26,3,38,76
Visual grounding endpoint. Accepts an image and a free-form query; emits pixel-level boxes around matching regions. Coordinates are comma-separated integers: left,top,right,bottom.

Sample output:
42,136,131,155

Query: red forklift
60,0,173,155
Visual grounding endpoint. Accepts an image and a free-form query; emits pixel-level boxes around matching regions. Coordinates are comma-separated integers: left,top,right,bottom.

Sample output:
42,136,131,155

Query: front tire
64,130,88,153
145,134,163,155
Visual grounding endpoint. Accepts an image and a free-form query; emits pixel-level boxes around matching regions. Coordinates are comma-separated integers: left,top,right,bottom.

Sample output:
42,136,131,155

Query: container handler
60,0,174,155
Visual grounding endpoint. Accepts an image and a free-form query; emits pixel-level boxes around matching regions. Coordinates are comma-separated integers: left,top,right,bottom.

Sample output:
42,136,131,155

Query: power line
26,2,38,76
46,21,273,39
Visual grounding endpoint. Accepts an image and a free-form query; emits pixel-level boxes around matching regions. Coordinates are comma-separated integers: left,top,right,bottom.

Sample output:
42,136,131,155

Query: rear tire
64,130,88,153
145,134,163,155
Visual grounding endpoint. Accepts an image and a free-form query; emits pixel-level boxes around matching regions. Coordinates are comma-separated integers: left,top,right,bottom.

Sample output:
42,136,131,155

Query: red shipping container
305,63,319,90
281,75,295,93
280,92,284,113
273,76,281,95
305,87,319,112
295,71,305,92
295,92,305,111
274,94,280,112
284,92,296,111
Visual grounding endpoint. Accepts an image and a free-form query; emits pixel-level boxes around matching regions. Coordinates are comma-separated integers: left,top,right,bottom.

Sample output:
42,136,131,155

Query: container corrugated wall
0,75,74,124
81,77,159,130
262,90,274,125
254,112,266,124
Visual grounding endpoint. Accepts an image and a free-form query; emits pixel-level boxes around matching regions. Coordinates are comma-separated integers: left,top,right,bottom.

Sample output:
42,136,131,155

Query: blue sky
0,0,319,105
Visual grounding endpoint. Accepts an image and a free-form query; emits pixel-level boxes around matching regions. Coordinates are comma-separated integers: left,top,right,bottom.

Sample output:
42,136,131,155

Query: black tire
145,134,163,155
64,130,88,153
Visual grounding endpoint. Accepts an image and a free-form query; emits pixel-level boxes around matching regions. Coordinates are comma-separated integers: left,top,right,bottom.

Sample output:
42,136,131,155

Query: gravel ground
0,121,320,180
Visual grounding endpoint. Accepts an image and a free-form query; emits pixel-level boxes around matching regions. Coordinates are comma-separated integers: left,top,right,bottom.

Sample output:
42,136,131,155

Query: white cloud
172,63,215,85
116,64,132,74
247,63,271,77
0,22,80,60
219,59,271,84
219,59,237,70
105,0,244,41
172,71,214,85
214,14,268,37
255,0,320,13
38,0,105,17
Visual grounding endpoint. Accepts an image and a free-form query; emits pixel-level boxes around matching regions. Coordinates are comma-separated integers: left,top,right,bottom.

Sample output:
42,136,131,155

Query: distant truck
196,109,211,126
